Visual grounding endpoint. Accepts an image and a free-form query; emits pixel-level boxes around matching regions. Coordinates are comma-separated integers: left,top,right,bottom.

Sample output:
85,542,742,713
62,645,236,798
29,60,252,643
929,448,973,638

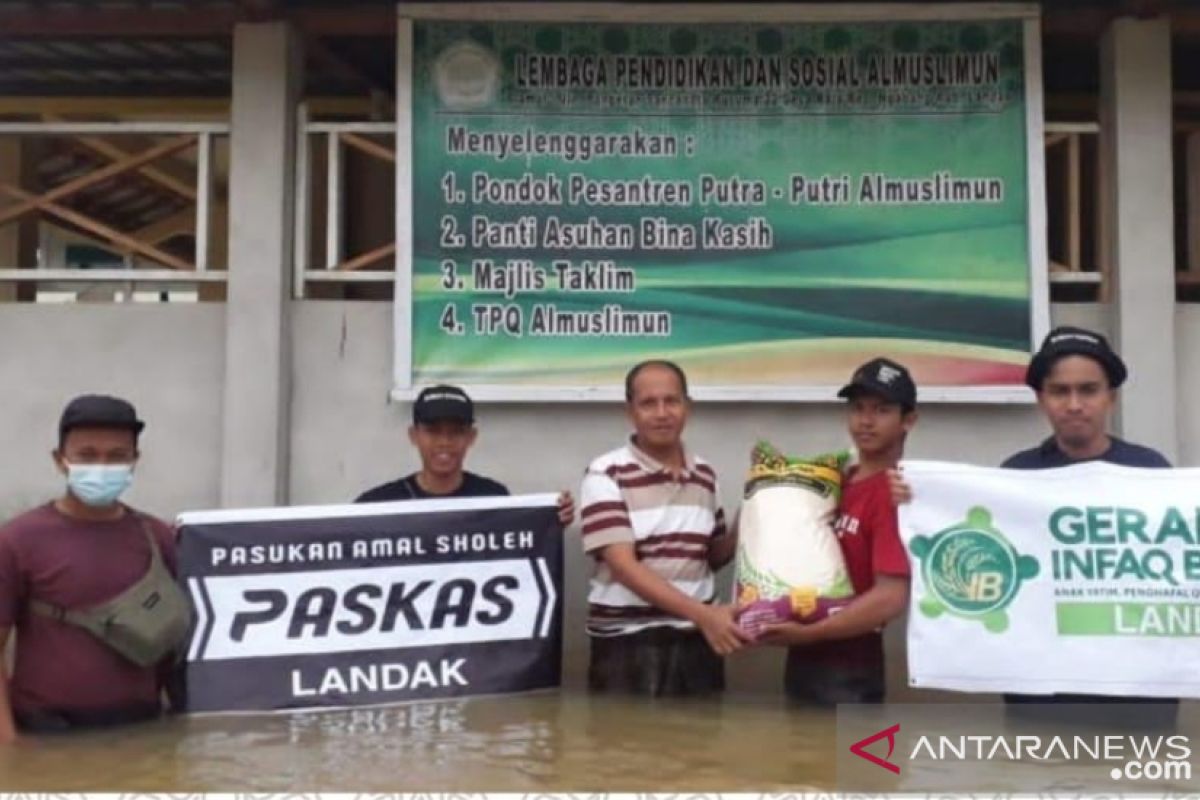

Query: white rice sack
735,441,854,633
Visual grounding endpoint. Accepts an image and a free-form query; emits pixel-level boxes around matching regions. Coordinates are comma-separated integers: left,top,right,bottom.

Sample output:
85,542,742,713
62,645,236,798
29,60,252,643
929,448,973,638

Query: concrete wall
3,299,1198,694
1178,305,1200,467
0,304,225,521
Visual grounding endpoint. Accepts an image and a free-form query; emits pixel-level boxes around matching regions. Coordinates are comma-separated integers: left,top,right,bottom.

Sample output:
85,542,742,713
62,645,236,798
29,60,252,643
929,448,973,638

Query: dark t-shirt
1001,436,1171,469
354,471,509,503
1002,436,1176,719
0,502,177,718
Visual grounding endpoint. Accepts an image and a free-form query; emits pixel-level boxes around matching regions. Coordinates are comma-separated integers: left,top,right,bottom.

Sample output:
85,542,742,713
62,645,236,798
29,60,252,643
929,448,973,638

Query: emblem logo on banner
911,506,1039,633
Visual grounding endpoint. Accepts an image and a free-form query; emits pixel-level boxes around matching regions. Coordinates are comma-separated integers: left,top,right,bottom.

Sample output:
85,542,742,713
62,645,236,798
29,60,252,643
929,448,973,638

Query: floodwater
0,690,838,791
6,677,1196,792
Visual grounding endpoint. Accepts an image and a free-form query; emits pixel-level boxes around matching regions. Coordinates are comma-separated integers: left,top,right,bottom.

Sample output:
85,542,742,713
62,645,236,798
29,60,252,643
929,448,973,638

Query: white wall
0,304,225,522
1178,306,1200,468
1,299,1196,693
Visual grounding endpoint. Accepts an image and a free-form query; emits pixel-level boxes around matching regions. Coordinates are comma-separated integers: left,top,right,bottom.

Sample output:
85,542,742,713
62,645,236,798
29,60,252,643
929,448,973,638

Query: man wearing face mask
0,395,182,742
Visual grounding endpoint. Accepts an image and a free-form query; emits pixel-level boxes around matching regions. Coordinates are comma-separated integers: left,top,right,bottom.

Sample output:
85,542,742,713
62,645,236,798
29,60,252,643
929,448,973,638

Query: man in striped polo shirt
579,360,747,696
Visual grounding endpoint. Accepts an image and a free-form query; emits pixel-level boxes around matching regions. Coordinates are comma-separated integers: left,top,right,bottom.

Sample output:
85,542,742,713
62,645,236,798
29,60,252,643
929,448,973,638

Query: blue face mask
65,463,134,507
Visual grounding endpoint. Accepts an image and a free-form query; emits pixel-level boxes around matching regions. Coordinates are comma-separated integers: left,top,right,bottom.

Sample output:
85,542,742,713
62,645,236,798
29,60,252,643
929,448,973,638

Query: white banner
899,460,1200,697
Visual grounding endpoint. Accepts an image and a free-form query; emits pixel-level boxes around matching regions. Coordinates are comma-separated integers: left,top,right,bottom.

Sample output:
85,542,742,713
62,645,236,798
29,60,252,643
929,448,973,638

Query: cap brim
61,419,144,434
1026,347,1127,390
415,415,473,424
837,381,913,406
413,407,474,424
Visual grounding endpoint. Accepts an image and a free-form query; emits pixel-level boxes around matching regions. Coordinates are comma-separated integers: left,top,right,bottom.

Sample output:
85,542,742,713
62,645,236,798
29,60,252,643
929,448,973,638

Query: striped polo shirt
579,439,727,637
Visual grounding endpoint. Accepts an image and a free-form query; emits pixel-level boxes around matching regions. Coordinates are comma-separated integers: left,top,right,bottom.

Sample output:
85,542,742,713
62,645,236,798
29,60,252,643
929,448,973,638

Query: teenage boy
1005,327,1174,718
357,384,573,525
889,327,1175,722
758,358,915,705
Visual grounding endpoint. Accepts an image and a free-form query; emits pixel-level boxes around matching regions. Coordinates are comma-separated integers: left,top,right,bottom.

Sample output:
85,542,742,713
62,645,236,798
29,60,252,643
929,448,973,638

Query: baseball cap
412,385,474,425
1025,326,1127,390
59,394,145,440
837,357,917,409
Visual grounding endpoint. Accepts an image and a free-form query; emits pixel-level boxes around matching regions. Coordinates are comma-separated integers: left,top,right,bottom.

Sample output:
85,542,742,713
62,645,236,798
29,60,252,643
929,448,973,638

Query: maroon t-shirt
0,502,177,716
794,469,911,668
833,469,911,593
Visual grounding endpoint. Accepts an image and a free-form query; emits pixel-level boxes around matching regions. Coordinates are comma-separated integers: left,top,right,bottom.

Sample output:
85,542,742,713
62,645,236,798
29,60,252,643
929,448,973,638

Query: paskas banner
176,495,563,713
900,461,1200,697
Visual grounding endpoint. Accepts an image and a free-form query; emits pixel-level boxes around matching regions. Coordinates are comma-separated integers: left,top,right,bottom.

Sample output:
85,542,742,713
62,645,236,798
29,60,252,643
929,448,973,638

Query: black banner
176,495,563,713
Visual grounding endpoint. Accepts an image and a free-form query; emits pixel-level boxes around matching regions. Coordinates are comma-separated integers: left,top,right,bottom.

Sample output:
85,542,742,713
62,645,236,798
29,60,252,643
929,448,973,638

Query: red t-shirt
833,469,911,593
793,469,910,667
0,502,177,717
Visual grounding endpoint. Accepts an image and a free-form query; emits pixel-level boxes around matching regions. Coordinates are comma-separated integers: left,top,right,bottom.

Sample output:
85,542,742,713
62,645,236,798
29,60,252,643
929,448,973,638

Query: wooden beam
0,56,230,72
1044,132,1070,148
0,96,373,117
1189,131,1200,273
1067,133,1082,271
1041,5,1200,40
1097,128,1112,304
0,183,193,271
292,9,395,37
0,135,195,228
128,209,195,248
0,6,392,37
335,242,395,272
47,116,197,202
0,9,239,37
340,132,394,164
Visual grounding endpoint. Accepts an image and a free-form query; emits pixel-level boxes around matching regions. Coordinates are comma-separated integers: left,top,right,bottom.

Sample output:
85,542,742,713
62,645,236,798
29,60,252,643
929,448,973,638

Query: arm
757,575,909,646
0,626,15,744
708,532,738,570
555,490,575,528
707,507,737,569
599,542,748,655
887,468,911,505
0,538,19,743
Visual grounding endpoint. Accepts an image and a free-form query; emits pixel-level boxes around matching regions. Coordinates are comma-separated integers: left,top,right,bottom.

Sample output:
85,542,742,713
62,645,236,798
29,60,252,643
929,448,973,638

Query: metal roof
0,1,1195,98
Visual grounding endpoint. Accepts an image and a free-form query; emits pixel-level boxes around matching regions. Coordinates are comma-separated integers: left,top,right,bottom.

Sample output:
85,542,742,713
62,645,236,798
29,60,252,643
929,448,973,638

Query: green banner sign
400,14,1045,398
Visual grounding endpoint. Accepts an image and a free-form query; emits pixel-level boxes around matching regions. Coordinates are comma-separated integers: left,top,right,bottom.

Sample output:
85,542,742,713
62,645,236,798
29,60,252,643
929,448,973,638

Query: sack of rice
735,441,854,637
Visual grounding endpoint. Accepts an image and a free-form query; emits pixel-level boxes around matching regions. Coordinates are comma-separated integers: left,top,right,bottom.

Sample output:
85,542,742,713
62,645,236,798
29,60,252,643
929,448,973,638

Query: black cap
1025,326,1127,391
837,357,917,409
412,384,474,425
59,394,145,440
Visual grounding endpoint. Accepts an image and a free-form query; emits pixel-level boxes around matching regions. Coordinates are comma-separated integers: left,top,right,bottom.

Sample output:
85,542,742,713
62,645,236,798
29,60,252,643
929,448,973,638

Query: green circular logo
924,527,1018,616
911,507,1039,634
